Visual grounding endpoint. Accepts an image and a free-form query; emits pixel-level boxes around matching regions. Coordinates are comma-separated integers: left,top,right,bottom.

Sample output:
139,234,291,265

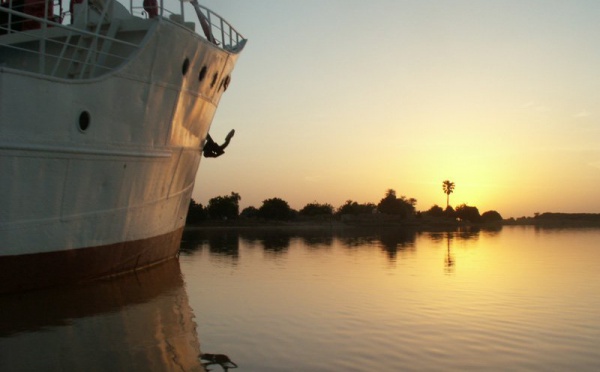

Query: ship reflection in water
0,259,233,371
5,226,599,371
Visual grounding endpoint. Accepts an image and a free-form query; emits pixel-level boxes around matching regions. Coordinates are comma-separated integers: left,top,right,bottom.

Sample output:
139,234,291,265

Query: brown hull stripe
0,227,184,294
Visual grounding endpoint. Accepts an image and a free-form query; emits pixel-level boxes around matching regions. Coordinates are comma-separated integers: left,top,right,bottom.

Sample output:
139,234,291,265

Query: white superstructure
0,0,245,292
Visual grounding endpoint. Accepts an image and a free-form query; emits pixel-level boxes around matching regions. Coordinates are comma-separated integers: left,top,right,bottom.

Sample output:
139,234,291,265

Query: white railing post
219,17,224,46
40,0,49,74
7,0,12,34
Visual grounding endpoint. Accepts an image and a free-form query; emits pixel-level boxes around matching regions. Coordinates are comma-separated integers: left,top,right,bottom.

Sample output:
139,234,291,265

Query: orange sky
194,0,600,218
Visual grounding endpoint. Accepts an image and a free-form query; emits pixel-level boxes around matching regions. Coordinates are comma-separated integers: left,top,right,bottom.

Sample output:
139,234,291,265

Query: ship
0,260,210,371
0,0,246,292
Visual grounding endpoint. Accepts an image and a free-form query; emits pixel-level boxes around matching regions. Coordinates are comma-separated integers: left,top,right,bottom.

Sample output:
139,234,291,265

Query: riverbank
504,213,600,227
185,212,600,231
184,215,501,231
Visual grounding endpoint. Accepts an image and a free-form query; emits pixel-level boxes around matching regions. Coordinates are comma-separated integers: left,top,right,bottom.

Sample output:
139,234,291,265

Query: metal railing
1,0,140,78
127,0,245,51
0,0,61,35
189,0,245,51
0,0,245,78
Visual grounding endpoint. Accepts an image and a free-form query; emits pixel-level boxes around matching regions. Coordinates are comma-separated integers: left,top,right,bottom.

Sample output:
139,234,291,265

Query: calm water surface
1,226,600,371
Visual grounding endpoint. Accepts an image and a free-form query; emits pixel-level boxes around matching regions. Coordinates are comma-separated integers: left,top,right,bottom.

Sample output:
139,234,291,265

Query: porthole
199,66,207,81
210,72,218,88
78,111,90,132
182,58,190,76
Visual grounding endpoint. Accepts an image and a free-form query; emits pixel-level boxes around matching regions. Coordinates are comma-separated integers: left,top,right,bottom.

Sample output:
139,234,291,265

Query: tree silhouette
300,202,334,217
455,203,481,223
481,210,503,223
186,199,208,224
444,205,456,219
240,206,259,219
336,200,376,216
207,192,241,220
377,189,416,218
425,204,444,217
259,198,293,220
442,180,455,208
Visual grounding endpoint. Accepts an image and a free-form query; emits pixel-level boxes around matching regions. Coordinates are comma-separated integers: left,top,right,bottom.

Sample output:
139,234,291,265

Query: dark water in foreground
1,226,600,371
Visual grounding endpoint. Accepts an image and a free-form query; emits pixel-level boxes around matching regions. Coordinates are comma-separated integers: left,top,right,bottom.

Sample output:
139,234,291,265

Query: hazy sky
193,0,600,218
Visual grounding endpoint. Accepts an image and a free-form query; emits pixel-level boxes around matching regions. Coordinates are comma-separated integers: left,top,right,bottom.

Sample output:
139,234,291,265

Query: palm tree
442,180,455,209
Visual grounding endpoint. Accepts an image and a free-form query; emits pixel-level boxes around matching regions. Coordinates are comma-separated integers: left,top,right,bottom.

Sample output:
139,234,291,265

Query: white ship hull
0,0,245,292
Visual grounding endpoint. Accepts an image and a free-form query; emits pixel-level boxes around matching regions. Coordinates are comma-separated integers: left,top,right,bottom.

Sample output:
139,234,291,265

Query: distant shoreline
185,212,600,231
503,212,600,227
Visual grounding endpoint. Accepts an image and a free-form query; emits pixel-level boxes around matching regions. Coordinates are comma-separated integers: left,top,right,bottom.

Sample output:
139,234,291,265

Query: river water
1,226,600,371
